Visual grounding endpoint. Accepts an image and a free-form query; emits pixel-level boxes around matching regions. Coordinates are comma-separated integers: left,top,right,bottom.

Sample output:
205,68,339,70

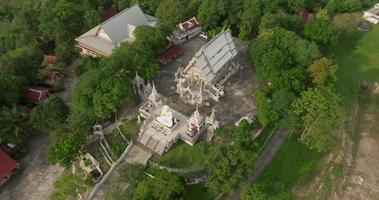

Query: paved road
224,128,290,200
0,134,64,200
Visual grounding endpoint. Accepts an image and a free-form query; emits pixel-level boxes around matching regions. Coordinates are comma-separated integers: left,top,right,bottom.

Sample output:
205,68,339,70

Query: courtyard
154,37,257,127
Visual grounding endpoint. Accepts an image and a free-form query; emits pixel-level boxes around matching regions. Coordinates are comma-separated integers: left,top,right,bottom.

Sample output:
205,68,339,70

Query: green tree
156,0,187,32
111,41,159,80
30,96,69,134
241,184,269,200
0,46,43,82
0,105,29,146
47,131,86,168
0,73,26,106
304,17,340,46
38,0,84,63
197,0,228,31
286,0,305,13
73,66,133,119
238,0,262,40
250,28,320,93
134,25,166,52
133,170,184,200
49,173,86,200
206,144,255,195
292,87,342,151
121,164,145,186
308,57,338,86
255,90,278,125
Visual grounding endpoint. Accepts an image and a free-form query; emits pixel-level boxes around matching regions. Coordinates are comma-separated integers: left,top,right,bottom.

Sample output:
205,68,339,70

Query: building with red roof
298,8,315,22
44,69,64,85
170,17,202,44
159,45,183,64
178,17,199,31
43,55,57,64
0,149,18,186
100,9,118,22
26,86,50,103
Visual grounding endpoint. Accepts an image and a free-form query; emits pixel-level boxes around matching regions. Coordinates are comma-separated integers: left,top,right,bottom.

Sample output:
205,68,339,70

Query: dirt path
224,128,290,200
336,108,379,200
58,58,81,110
0,134,64,200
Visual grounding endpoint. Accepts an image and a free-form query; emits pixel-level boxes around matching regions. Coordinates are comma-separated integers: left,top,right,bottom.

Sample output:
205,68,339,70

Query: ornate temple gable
175,29,242,105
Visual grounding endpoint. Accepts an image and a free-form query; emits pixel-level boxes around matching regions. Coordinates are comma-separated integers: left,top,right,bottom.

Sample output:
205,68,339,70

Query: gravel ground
0,134,64,200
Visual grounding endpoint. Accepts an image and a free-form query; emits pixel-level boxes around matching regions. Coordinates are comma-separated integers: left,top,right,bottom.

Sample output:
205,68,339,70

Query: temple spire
209,107,216,121
148,82,161,104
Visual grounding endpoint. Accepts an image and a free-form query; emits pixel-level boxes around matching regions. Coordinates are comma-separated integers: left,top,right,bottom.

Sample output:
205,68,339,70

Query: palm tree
0,105,29,146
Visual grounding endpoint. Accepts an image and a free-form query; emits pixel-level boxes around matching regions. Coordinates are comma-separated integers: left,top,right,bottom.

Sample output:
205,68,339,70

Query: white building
135,81,218,156
169,17,202,44
175,29,241,105
75,5,159,57
363,3,379,24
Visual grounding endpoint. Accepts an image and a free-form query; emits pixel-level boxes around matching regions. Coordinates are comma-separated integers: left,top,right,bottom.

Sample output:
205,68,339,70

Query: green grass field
151,141,206,169
330,14,379,108
255,138,321,199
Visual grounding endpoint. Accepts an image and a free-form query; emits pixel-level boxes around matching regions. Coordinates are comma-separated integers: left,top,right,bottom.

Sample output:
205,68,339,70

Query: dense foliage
0,105,29,146
30,96,69,134
133,169,184,200
205,144,255,195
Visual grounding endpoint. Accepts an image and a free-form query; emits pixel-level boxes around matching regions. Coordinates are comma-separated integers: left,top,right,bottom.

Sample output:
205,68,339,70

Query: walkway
0,134,64,200
224,128,290,200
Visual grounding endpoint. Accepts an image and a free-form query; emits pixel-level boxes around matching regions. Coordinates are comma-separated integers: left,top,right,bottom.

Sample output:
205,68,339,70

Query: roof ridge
100,4,144,26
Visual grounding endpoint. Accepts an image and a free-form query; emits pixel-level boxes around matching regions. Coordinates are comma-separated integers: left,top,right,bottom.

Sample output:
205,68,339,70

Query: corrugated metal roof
75,5,159,55
193,30,237,82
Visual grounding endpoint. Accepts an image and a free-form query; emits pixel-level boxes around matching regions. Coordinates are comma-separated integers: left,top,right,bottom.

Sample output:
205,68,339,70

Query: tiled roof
178,17,199,31
159,45,183,63
44,55,57,64
0,149,18,181
26,86,49,102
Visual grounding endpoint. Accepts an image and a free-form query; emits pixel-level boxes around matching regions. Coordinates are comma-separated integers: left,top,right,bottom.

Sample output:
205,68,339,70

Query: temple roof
191,29,237,82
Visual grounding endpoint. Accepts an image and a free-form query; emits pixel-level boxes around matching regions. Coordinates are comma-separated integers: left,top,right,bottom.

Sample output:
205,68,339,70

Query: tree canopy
292,87,342,151
30,96,69,134
0,105,29,146
205,144,255,195
133,169,184,200
304,17,340,46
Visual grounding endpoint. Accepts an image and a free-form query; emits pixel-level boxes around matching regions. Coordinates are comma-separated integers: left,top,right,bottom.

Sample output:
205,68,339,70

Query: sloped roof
0,149,18,180
193,29,237,82
26,86,49,102
76,5,159,56
44,55,57,63
159,45,183,63
178,17,199,31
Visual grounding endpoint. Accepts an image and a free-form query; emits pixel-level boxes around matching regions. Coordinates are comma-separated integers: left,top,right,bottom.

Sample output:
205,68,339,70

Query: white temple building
175,29,241,105
134,78,218,156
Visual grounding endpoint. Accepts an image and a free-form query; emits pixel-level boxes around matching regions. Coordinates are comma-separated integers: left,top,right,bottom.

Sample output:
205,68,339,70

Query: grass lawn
252,125,278,153
105,130,129,160
182,184,215,200
330,14,379,108
151,141,206,169
85,142,111,172
255,137,322,199
119,116,140,140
